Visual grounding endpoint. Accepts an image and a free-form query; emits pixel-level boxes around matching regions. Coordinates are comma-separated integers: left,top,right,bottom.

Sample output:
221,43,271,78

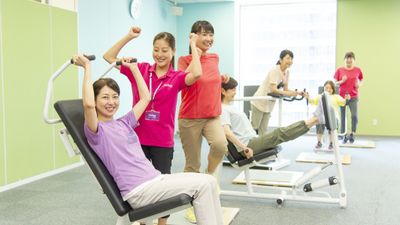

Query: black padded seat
226,139,282,167
54,99,192,222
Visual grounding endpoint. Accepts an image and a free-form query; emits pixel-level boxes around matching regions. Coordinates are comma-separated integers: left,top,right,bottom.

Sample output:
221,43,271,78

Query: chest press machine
43,56,193,225
215,91,347,208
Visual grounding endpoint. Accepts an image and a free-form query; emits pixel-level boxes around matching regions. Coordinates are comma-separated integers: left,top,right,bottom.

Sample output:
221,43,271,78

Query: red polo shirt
178,53,222,119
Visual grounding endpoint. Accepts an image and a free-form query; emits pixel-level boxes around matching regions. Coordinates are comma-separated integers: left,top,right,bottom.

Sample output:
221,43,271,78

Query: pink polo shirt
121,63,189,147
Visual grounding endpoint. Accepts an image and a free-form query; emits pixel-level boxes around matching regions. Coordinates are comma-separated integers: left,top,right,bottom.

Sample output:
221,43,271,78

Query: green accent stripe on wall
0,0,5,186
336,0,400,136
2,0,54,183
50,6,80,169
0,0,79,186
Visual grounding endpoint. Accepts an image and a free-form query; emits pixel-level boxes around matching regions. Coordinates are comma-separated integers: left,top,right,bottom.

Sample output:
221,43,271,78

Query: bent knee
210,139,228,158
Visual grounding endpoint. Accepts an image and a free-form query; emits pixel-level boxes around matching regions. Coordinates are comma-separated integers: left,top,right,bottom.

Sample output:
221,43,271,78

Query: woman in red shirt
334,51,364,144
178,20,229,223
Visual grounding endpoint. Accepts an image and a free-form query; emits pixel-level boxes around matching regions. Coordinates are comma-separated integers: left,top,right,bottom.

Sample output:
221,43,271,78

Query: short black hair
189,20,214,54
221,77,238,100
276,49,294,65
344,51,355,60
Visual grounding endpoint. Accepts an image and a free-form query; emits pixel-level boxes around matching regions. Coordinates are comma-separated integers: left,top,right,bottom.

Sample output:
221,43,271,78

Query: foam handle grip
303,176,338,192
294,166,322,188
116,58,138,65
70,55,96,64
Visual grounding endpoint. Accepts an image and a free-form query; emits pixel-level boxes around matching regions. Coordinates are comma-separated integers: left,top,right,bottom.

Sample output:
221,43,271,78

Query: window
238,1,337,126
31,0,76,11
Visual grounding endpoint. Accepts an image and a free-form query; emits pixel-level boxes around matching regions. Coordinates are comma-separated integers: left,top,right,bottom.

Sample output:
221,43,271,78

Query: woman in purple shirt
73,53,222,225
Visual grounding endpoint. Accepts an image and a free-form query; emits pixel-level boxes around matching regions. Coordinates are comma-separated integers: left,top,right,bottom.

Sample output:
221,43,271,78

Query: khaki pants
178,117,228,173
242,121,309,157
127,173,223,225
250,104,271,136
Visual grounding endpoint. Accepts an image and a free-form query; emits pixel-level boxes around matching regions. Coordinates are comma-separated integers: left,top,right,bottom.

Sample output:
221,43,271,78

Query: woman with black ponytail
250,49,304,136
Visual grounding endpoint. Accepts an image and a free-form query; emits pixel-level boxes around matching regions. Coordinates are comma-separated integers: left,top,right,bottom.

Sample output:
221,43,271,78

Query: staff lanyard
149,72,163,110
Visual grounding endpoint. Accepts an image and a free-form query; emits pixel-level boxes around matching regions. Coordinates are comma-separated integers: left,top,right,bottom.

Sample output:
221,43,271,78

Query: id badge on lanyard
145,72,162,121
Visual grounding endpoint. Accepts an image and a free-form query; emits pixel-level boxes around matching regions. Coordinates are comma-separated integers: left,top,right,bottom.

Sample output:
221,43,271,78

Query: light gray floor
1,134,399,225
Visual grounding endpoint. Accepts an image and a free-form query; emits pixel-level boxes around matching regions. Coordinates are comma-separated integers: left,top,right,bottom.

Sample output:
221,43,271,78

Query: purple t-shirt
84,110,161,197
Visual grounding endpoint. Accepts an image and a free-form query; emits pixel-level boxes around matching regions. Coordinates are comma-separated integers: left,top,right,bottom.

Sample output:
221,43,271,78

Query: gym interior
0,0,399,224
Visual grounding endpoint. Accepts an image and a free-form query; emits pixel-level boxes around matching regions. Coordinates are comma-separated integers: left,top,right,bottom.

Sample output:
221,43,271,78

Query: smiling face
196,27,214,53
345,56,354,68
279,54,293,70
95,85,120,121
324,83,334,95
222,87,237,102
153,39,175,69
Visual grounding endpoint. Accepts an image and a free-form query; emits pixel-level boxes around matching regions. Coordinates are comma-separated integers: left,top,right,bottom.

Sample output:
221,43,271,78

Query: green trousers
241,121,309,157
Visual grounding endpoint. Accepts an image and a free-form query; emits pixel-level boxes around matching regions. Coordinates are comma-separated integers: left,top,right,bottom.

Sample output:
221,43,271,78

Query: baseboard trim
0,161,84,193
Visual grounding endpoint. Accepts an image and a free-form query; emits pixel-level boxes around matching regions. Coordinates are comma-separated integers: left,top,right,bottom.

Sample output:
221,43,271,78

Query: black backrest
243,85,260,118
321,92,336,131
54,99,132,217
226,139,245,163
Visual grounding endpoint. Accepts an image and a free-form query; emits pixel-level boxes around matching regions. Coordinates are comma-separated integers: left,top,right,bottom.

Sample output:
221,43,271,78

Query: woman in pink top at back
334,51,364,144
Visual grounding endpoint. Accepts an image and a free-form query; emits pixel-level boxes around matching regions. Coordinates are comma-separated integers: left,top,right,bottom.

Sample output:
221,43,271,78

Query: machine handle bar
44,55,96,124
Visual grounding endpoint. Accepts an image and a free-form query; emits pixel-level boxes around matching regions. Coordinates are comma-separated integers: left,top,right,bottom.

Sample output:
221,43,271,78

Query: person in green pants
221,77,325,159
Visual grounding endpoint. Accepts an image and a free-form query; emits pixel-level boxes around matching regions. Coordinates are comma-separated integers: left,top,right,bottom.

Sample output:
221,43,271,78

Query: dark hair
221,77,238,100
324,80,336,95
93,78,120,101
344,51,355,60
189,20,214,54
153,32,176,68
276,49,294,65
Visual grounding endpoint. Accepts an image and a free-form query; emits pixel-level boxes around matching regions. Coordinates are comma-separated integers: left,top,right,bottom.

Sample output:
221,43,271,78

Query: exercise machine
215,91,347,208
43,56,193,225
229,87,305,170
306,87,348,152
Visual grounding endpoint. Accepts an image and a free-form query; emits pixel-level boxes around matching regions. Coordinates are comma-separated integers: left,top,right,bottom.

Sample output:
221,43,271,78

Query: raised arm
184,33,202,86
223,124,253,159
103,27,141,70
73,54,98,133
335,75,347,86
121,57,151,120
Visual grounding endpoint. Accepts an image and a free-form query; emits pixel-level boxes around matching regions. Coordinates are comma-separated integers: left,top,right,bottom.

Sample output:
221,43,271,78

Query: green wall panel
2,0,54,183
0,0,4,186
50,7,80,169
337,0,400,136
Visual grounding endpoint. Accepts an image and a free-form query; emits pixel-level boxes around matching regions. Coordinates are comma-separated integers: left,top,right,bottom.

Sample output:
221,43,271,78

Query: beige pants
178,117,228,173
127,173,223,225
250,104,271,136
